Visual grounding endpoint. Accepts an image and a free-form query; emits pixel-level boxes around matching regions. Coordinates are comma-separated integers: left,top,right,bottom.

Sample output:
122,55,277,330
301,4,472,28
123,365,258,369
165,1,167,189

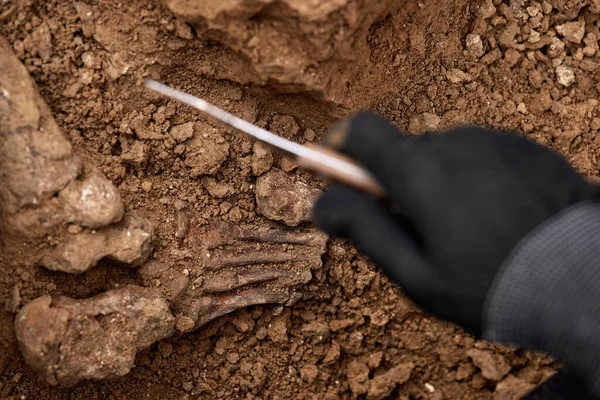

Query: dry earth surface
1,0,600,399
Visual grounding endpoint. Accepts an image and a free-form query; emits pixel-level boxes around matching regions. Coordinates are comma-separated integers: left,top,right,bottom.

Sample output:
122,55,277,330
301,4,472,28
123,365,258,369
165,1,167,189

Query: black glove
313,111,599,336
523,370,600,400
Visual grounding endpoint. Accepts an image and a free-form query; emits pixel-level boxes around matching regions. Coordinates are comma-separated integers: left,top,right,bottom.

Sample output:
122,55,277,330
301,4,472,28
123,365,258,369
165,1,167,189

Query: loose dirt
1,0,599,399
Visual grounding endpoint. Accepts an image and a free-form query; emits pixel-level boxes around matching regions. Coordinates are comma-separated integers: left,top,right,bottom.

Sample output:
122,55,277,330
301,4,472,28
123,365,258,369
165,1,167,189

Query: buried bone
141,221,327,333
42,212,154,274
14,286,174,388
0,35,151,274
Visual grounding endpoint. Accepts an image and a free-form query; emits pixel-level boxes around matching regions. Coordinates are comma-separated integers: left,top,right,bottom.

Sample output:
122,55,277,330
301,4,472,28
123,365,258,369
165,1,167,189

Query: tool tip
143,78,165,92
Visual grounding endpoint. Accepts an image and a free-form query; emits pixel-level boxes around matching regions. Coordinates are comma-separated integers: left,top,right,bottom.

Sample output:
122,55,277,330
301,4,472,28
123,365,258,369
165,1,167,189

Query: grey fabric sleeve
484,201,600,397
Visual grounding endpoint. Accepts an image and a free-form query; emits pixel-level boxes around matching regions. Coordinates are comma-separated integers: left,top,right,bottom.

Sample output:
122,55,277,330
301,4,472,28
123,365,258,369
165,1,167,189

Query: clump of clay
255,168,321,226
346,360,414,399
367,362,415,400
14,285,174,387
179,122,230,176
251,142,273,176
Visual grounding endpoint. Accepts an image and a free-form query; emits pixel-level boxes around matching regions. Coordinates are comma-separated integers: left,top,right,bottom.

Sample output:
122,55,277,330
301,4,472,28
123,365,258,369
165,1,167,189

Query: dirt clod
183,123,230,176
468,348,512,381
347,361,370,395
494,374,536,400
367,362,414,400
556,20,586,44
300,364,319,383
251,142,274,176
255,169,321,226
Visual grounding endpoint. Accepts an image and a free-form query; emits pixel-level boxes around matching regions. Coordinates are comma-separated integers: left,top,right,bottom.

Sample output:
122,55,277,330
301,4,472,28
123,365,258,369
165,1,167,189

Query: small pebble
556,65,575,87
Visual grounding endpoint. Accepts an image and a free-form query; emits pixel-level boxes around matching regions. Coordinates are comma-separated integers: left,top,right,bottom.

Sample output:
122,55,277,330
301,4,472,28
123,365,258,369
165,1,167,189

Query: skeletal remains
0,35,327,387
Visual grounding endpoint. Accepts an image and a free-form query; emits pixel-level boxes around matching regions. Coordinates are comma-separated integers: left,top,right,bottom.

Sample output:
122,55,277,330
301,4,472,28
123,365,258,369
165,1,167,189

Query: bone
200,269,291,293
198,220,328,249
59,170,124,229
204,244,321,270
42,212,154,274
159,221,327,333
14,286,174,387
0,34,152,274
6,168,124,238
0,36,80,215
172,288,291,333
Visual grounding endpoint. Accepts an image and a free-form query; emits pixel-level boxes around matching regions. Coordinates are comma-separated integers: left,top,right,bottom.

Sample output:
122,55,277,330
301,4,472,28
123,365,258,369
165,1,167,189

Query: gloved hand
313,111,599,336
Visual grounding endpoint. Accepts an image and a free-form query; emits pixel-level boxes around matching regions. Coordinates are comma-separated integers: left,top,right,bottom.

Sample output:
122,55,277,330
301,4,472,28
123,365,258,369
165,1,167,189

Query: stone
255,169,320,226
474,0,496,19
251,142,273,176
446,68,470,83
556,20,585,44
556,65,575,87
583,33,599,57
408,112,441,134
541,1,553,14
81,51,102,69
547,37,565,58
493,374,536,400
466,34,485,57
367,362,414,400
121,141,149,167
467,349,511,381
528,30,541,43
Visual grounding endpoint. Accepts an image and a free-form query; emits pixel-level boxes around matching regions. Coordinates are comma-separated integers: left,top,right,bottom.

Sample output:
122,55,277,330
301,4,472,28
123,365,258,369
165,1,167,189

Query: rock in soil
255,168,321,226
367,362,414,400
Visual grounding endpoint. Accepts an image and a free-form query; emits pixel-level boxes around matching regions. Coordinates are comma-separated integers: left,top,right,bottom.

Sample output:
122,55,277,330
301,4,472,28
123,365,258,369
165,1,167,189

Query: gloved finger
323,111,407,190
313,184,436,295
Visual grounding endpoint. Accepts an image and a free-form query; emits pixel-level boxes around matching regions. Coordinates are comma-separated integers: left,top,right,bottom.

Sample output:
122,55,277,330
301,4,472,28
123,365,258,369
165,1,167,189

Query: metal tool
144,79,386,197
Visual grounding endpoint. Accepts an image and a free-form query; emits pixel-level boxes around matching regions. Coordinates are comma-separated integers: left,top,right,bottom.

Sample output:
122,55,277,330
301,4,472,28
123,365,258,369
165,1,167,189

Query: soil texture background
1,0,600,399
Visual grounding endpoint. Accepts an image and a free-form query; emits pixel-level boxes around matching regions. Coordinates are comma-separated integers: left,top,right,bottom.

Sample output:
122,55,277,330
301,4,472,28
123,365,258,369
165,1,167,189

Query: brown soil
1,0,600,398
